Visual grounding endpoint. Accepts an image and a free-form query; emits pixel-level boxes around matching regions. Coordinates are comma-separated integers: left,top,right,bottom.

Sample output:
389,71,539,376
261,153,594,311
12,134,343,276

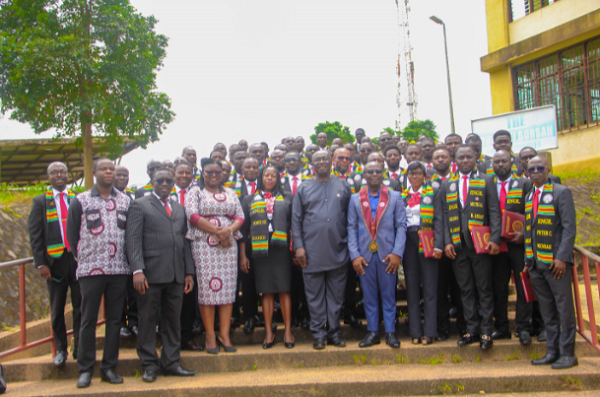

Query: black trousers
291,264,309,322
403,230,438,338
77,275,127,374
530,261,576,356
180,275,198,345
492,243,532,333
343,262,361,319
137,282,184,372
47,253,81,353
437,255,465,335
303,266,347,340
238,257,258,321
120,275,138,329
452,243,494,336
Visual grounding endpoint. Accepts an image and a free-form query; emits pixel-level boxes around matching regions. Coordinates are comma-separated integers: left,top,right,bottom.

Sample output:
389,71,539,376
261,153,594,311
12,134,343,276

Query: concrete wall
509,0,600,44
550,125,600,174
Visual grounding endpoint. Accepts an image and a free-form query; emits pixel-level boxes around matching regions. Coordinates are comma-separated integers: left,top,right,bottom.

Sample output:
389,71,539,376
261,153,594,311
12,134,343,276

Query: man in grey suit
525,156,577,369
126,167,196,382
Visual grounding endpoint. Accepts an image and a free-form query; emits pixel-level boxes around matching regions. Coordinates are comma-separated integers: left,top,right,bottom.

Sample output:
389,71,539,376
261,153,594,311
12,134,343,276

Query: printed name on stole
538,219,552,225
536,229,552,236
470,190,483,196
252,235,267,241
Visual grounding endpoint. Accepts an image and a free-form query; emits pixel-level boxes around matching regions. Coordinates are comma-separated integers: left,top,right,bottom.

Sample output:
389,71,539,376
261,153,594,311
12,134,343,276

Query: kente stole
402,184,434,253
524,182,555,265
445,172,487,250
249,192,288,257
45,187,75,257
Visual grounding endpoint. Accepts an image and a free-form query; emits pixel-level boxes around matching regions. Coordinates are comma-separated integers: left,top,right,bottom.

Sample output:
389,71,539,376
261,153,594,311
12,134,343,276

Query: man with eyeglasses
440,145,501,351
281,151,305,194
524,156,577,370
292,150,352,349
28,162,81,368
354,152,402,193
357,141,375,169
348,161,405,349
518,147,561,185
136,160,162,198
67,158,131,388
126,167,197,382
378,132,393,152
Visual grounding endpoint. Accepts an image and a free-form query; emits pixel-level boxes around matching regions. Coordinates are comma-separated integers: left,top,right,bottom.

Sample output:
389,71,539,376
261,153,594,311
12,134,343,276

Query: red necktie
427,163,432,169
292,177,298,195
500,181,507,214
532,189,540,218
59,193,71,251
452,163,457,173
161,198,172,216
179,189,186,205
462,176,469,207
249,182,256,195
391,172,397,180
407,192,421,207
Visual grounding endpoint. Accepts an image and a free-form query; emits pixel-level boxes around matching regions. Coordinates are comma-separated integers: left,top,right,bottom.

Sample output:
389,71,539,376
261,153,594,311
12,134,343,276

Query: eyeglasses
204,170,222,176
285,157,300,162
155,178,173,185
527,166,546,174
379,137,391,142
49,170,68,176
360,148,373,153
365,169,383,175
336,156,351,162
407,171,424,177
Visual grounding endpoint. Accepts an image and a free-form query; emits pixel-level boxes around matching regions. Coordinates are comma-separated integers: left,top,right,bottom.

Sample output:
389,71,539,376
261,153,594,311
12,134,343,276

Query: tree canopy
310,121,355,146
0,0,174,187
379,120,438,143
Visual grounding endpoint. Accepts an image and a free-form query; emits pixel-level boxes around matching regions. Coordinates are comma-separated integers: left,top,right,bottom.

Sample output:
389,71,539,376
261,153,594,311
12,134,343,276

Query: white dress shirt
405,186,422,228
458,172,471,206
53,188,69,245
496,176,511,200
245,180,257,195
288,173,303,190
174,185,189,204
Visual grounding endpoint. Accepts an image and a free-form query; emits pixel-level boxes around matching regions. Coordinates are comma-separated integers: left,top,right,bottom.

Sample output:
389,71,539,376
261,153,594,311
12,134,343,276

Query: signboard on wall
471,105,558,156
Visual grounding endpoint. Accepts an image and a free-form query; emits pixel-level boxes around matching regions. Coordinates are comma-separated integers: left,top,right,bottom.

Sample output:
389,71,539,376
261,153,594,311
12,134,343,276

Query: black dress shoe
131,325,139,336
0,364,6,394
181,340,204,351
537,329,547,342
436,331,449,341
344,315,362,329
531,352,560,365
480,334,493,350
301,317,310,330
385,333,401,348
263,336,276,349
359,332,380,348
120,326,133,338
101,369,124,384
313,338,326,350
142,370,157,383
76,372,92,388
491,330,511,340
457,333,478,346
284,338,295,349
164,366,197,377
551,355,578,370
254,314,266,328
230,317,240,329
53,350,67,367
243,318,256,334
192,320,204,335
327,335,346,348
519,331,532,345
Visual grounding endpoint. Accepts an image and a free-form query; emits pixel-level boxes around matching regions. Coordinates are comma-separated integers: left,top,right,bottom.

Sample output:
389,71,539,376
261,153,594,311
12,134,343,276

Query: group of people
26,127,578,389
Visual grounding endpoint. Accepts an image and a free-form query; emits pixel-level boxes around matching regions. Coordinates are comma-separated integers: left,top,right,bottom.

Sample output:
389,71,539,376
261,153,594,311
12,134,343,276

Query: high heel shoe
284,337,295,349
263,335,276,350
205,342,219,355
217,336,237,353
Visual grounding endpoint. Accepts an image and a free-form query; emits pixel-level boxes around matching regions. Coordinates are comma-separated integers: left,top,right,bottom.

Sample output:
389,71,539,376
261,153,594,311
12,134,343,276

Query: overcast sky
0,0,491,186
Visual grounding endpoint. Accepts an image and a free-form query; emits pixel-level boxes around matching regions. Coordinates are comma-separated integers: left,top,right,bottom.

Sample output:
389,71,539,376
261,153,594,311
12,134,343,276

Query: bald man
28,162,81,367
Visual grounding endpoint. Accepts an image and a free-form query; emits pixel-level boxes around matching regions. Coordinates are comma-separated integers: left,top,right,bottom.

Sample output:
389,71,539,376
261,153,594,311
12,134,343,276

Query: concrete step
4,336,597,382
4,357,600,397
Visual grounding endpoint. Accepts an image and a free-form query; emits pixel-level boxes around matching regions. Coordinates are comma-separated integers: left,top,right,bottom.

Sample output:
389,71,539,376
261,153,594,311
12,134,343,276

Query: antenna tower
395,0,417,130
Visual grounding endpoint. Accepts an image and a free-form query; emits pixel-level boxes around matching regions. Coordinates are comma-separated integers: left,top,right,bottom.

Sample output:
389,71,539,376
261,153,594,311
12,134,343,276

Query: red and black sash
359,186,390,252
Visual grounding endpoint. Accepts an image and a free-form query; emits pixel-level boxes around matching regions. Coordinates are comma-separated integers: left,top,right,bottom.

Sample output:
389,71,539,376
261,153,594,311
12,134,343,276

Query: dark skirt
252,241,292,294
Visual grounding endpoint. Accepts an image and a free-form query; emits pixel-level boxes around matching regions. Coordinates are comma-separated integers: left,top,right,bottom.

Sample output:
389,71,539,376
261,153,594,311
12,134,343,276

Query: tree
310,121,354,146
0,0,174,187
401,119,438,143
380,127,399,136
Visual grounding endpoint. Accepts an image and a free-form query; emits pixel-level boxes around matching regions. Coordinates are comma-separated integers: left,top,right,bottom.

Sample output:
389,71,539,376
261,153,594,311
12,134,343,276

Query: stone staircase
2,295,600,396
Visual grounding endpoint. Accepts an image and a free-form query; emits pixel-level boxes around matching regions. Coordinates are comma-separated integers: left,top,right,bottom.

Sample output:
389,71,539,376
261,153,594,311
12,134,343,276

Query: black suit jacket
527,182,576,265
28,193,74,276
125,194,194,284
485,175,533,215
441,172,502,250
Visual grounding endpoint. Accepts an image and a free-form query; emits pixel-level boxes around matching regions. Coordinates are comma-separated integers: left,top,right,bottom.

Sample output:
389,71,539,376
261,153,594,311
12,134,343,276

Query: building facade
481,0,600,173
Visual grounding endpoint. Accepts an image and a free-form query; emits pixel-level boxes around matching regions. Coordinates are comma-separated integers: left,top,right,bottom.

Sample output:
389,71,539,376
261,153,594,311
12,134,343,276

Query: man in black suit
525,156,577,369
441,145,502,350
479,130,523,176
28,161,81,367
126,167,197,382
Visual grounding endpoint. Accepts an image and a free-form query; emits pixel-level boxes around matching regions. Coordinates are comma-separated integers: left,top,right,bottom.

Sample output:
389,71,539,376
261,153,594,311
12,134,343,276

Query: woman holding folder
402,162,444,345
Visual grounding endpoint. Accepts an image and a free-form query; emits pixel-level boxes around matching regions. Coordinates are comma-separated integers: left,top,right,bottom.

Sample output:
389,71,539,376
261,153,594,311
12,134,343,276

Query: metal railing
0,257,105,359
572,245,600,353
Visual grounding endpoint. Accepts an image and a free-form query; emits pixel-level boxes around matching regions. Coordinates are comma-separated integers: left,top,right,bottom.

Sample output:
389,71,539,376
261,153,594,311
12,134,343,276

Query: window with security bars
510,0,558,22
513,36,600,132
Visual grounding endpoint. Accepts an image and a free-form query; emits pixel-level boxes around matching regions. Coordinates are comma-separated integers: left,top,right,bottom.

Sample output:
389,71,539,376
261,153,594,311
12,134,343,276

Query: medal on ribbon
358,186,390,254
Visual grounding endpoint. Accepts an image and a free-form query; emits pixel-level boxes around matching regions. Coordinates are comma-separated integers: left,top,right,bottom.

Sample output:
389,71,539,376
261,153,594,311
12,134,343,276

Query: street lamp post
430,16,456,135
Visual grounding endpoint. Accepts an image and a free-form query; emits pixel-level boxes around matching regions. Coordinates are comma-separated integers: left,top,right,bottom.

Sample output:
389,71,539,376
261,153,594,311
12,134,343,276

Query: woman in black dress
240,165,295,349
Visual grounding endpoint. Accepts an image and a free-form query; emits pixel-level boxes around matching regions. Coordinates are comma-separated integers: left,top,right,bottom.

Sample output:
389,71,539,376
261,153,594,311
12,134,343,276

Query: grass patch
451,354,463,363
561,375,582,391
437,382,465,395
506,350,520,361
0,183,86,206
397,354,409,364
420,352,445,365
351,353,367,365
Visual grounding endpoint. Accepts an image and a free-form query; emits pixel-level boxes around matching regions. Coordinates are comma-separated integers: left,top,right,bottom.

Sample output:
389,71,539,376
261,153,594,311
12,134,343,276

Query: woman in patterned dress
185,158,244,353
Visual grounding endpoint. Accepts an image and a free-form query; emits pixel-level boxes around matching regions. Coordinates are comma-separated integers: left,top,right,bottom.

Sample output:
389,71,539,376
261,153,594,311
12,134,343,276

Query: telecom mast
395,0,417,130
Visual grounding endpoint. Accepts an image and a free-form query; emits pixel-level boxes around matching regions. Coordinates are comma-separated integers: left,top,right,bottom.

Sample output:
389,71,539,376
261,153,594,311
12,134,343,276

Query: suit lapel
150,194,172,220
